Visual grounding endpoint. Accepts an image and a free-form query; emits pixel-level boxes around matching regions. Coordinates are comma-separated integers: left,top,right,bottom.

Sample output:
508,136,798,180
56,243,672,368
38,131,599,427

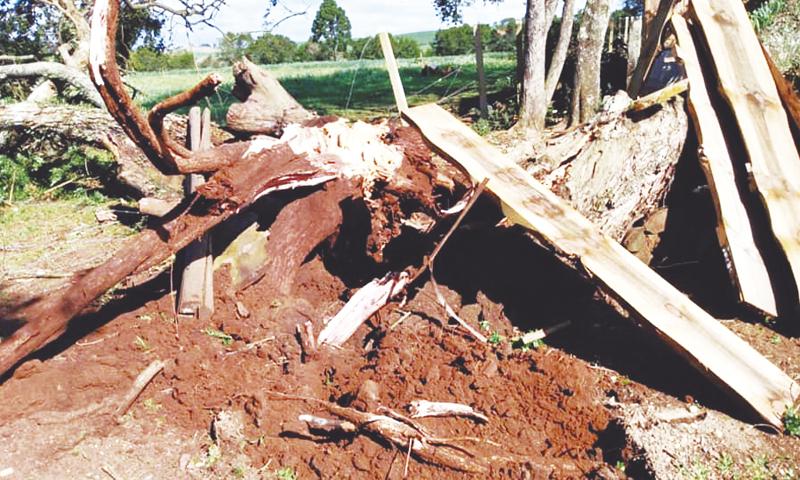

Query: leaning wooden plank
379,32,408,113
672,15,777,316
628,0,674,98
690,0,800,300
403,103,798,428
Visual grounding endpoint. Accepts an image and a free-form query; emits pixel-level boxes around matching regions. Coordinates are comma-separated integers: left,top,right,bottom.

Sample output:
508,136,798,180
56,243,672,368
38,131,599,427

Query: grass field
127,53,517,124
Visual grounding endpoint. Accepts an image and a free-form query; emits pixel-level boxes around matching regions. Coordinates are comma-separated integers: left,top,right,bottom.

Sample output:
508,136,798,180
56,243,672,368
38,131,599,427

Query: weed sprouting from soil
202,327,234,346
784,405,800,436
273,467,298,480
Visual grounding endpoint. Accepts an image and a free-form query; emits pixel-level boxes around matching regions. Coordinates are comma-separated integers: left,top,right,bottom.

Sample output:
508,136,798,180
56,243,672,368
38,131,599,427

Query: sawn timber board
691,0,800,303
672,14,777,316
404,103,798,427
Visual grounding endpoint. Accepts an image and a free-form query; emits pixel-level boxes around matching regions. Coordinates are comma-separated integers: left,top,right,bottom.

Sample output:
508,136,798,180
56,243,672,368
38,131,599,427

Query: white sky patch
166,0,529,49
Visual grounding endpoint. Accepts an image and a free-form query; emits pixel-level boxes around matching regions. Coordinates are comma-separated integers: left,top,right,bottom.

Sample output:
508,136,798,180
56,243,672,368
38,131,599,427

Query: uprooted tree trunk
528,96,689,241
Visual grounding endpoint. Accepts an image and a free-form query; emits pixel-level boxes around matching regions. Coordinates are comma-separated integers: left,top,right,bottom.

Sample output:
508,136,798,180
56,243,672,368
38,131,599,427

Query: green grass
127,53,516,123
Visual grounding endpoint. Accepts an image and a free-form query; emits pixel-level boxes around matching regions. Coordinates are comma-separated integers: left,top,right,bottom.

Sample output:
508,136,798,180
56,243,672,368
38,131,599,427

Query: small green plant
142,398,162,412
275,467,298,480
472,118,491,136
479,319,491,331
487,331,504,345
750,0,786,32
680,459,712,480
202,327,234,346
744,455,771,480
133,335,152,352
771,334,782,345
615,460,625,471
717,452,735,475
783,405,800,436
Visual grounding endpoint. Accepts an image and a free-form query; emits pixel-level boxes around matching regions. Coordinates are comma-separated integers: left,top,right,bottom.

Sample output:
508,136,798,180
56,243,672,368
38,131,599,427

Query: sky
166,0,528,49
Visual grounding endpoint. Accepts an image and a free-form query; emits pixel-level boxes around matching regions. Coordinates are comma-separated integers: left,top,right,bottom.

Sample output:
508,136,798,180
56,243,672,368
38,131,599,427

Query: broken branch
408,400,489,423
89,0,237,175
116,359,165,421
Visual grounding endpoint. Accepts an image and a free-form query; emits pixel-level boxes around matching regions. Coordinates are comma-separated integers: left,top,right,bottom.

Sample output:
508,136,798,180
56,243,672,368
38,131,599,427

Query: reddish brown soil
0,239,624,479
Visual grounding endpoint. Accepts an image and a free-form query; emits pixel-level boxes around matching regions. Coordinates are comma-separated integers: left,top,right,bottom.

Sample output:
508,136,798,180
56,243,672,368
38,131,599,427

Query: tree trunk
544,0,576,105
0,103,234,198
571,0,612,125
46,0,92,69
226,58,313,136
529,96,688,243
0,61,104,107
517,0,548,130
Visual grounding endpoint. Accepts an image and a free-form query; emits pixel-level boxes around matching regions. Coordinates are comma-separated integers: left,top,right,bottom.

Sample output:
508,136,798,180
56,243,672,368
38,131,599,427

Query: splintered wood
671,15,777,316
690,0,800,301
403,103,798,428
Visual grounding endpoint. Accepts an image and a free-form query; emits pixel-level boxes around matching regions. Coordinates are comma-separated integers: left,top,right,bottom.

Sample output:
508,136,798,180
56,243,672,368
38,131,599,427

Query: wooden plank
690,0,800,305
627,78,687,112
379,32,408,113
403,102,798,427
628,0,673,98
200,108,214,320
672,15,776,316
177,106,214,320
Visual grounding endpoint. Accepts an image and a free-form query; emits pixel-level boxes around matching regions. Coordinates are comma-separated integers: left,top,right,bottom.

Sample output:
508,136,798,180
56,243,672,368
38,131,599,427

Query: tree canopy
310,0,352,59
0,0,163,65
349,34,421,60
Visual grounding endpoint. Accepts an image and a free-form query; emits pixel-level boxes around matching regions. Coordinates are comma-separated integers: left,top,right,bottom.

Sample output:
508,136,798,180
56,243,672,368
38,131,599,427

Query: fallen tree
0,0,692,384
0,61,104,107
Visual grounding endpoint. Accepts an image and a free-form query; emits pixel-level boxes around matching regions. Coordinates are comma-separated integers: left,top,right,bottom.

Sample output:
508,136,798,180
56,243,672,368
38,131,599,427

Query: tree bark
226,57,313,136
571,0,612,125
517,0,548,130
44,0,92,69
544,0,576,106
529,96,688,242
0,62,104,107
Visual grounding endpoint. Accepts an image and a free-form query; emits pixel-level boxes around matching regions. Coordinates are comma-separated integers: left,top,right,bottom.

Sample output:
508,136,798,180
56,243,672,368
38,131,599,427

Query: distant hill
397,30,437,48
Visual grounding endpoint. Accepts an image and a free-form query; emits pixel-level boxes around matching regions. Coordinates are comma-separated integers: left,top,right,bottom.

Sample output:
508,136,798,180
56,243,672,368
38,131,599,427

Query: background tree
432,25,476,55
517,0,547,130
247,33,297,64
433,0,576,131
0,0,224,104
127,48,195,71
486,18,518,52
218,32,254,64
349,34,421,60
570,0,612,125
310,0,351,60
